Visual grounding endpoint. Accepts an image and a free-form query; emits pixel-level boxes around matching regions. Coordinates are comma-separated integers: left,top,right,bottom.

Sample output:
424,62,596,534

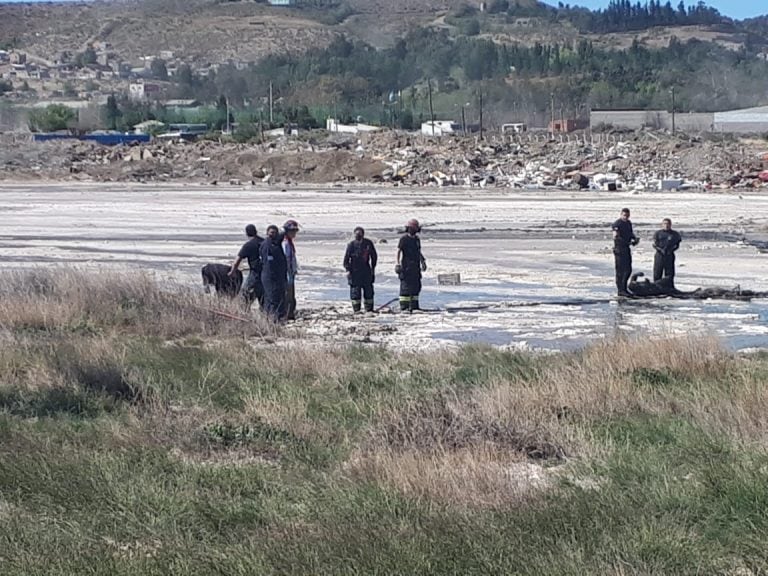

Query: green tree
105,95,122,130
461,18,481,36
28,104,77,132
150,59,169,81
63,82,77,98
75,46,98,68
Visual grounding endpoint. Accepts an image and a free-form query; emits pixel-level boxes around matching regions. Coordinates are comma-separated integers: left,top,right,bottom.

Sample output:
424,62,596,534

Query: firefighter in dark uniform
653,218,682,285
344,226,378,313
229,224,264,310
612,208,639,297
396,218,427,312
260,224,288,321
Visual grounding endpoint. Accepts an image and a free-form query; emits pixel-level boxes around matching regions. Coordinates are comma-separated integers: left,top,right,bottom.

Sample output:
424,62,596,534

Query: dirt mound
1,130,765,189
255,149,387,183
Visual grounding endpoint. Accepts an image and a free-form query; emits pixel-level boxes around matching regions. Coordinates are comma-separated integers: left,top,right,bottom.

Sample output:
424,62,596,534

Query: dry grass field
1,269,767,574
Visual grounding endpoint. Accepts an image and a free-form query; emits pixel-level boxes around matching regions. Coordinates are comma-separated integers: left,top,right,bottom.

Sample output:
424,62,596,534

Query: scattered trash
437,273,461,286
1,130,766,189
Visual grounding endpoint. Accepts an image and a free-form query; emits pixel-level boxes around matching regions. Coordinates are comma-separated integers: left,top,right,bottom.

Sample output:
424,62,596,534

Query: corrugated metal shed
713,106,768,133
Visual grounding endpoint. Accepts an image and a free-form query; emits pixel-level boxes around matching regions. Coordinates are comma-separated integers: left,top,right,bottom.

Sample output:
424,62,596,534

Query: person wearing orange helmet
396,218,427,312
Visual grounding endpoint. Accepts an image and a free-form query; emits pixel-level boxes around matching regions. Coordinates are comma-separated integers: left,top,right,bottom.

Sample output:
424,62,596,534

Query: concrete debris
1,131,766,189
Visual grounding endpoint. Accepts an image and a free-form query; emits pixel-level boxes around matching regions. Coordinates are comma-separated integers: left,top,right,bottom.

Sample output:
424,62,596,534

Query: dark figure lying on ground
202,264,243,297
628,273,767,301
628,273,675,297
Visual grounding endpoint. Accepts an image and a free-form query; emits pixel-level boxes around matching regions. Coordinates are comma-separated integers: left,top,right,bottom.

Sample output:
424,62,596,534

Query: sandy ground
2,182,768,351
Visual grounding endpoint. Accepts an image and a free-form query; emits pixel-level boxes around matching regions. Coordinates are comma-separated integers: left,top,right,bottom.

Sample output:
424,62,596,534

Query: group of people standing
612,208,682,297
229,218,428,321
226,210,678,319
229,219,299,322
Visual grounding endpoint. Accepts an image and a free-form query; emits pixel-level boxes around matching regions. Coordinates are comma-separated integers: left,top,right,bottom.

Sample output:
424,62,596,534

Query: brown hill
0,0,761,68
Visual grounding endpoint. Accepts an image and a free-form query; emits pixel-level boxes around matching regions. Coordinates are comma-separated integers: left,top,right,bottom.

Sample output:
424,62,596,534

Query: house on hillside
129,82,160,101
133,120,165,134
164,99,200,109
549,118,587,133
326,118,380,134
421,121,460,137
268,0,295,5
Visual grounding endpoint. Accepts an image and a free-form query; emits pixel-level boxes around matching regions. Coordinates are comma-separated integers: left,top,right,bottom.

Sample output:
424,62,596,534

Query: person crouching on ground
612,208,639,297
344,226,378,313
260,224,288,322
229,224,264,310
396,218,427,312
282,219,300,321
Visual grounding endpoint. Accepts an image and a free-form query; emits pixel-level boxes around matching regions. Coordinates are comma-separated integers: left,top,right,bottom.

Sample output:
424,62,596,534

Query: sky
0,0,764,20
544,0,766,19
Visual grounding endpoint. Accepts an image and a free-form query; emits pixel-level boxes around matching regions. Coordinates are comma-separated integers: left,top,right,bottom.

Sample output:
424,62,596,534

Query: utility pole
670,86,676,134
427,79,435,137
225,97,230,134
461,105,467,136
550,91,555,137
269,81,274,126
478,90,484,140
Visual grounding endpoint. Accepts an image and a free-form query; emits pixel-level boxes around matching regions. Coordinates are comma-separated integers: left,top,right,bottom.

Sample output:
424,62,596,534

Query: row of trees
132,24,767,126
246,28,768,111
557,0,724,33
457,0,724,31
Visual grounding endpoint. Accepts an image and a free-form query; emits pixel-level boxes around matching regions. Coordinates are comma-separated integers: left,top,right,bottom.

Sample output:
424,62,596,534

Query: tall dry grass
0,268,277,338
1,270,765,517
347,336,762,509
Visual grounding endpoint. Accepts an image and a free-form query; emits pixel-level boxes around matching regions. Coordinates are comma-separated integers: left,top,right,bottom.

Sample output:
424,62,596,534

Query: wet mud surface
2,182,767,351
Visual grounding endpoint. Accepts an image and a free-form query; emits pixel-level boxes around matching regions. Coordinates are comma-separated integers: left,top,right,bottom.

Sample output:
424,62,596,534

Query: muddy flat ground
2,182,767,351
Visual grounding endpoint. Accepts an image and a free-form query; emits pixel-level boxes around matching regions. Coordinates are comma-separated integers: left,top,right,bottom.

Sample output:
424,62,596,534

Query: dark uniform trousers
242,269,264,309
614,249,632,294
399,268,422,311
653,252,675,283
351,284,374,312
285,284,297,321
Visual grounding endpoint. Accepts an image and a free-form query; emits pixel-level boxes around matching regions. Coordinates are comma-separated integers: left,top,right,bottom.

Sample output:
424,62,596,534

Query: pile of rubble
362,131,768,190
1,130,766,190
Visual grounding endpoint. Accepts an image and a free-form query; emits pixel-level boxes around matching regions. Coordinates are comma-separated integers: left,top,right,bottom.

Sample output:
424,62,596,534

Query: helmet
283,219,300,232
406,218,420,232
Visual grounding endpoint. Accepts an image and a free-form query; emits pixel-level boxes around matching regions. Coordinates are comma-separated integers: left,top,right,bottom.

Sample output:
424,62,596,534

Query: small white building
421,121,460,137
326,118,380,134
129,82,160,101
713,106,768,134
133,120,165,134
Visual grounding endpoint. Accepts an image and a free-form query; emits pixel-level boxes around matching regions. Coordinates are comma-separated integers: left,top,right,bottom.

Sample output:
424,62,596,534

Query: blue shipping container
33,133,151,145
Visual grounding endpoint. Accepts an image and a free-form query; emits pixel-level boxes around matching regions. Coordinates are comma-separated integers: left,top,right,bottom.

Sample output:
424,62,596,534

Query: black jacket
260,234,287,285
653,229,681,256
239,236,264,273
612,219,637,252
344,239,378,285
